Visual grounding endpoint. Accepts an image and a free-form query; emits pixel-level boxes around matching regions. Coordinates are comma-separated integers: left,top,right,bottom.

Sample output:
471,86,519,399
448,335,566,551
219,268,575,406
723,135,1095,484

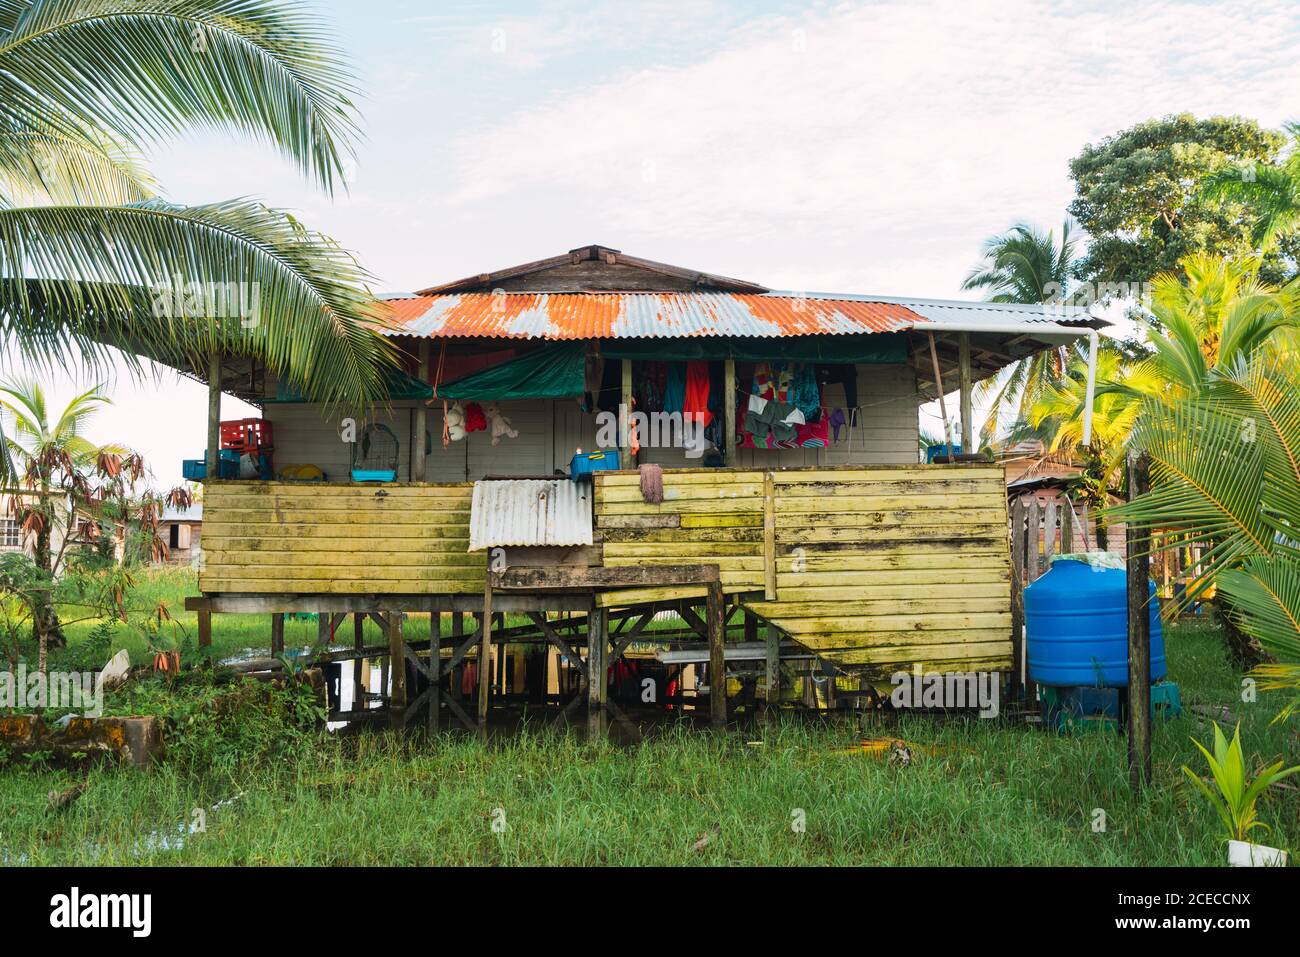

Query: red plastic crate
219,418,273,452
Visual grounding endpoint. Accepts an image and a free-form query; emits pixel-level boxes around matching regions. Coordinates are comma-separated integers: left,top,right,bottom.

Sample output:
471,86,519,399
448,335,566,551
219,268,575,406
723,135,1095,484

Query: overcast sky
9,0,1300,485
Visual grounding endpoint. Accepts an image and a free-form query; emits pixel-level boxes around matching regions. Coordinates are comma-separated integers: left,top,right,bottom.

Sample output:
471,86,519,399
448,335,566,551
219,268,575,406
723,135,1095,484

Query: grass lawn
3,569,1298,865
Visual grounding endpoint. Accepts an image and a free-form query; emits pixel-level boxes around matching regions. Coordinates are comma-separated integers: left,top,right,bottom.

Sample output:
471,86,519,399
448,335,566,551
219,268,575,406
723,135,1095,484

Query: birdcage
350,423,399,482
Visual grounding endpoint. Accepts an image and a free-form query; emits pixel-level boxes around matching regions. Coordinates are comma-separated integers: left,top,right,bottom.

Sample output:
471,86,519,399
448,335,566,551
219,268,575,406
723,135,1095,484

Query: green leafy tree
1068,114,1293,285
961,221,1083,441
0,379,127,657
0,0,398,482
1203,122,1300,251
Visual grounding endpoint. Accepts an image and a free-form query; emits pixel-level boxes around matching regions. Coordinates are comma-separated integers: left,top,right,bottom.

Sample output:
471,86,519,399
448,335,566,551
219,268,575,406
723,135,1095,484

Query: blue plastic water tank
1024,558,1166,687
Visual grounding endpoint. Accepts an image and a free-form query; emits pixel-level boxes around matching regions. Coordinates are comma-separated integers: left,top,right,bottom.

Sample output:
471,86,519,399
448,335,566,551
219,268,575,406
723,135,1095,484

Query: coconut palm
0,378,127,659
961,221,1083,441
0,0,397,444
1203,122,1300,250
1108,350,1300,687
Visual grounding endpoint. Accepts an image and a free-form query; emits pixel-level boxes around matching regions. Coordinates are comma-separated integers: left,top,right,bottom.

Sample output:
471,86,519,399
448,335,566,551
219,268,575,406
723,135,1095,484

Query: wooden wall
199,481,482,594
595,469,767,594
261,362,919,482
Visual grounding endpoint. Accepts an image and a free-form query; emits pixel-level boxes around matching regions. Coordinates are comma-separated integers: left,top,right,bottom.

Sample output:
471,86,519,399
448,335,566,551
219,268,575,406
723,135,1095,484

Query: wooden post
317,611,331,647
619,358,633,469
413,340,429,482
1061,497,1075,553
1126,452,1152,789
478,585,493,733
353,612,365,711
197,610,212,649
764,623,781,713
206,350,222,480
926,333,955,462
706,580,727,728
1026,499,1042,582
723,358,737,465
388,612,407,731
586,602,607,736
428,603,441,732
958,332,972,454
1009,496,1026,703
270,613,284,655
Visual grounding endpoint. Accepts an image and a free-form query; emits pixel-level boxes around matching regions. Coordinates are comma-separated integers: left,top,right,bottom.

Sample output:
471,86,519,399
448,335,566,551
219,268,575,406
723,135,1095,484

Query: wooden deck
198,464,1012,678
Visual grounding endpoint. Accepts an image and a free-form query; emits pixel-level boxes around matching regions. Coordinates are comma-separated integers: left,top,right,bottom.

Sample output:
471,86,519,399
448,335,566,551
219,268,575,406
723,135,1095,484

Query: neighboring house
0,496,26,555
158,504,202,565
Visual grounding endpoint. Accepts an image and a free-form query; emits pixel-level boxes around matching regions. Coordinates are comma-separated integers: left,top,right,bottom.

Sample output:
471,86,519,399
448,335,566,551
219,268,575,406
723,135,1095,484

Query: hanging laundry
663,362,687,414
682,360,713,427
829,407,848,441
791,363,821,420
816,364,859,410
463,402,487,433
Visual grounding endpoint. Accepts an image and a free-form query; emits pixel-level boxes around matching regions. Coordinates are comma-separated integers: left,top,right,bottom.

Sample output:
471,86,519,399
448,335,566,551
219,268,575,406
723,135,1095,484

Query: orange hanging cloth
682,360,713,427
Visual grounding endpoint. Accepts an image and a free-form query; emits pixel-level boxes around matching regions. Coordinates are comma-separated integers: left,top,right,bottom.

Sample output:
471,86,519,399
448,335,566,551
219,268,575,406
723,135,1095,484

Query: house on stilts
183,244,1102,731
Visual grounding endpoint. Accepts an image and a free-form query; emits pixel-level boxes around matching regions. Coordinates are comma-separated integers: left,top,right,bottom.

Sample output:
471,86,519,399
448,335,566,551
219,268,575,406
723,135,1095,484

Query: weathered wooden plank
763,471,776,600
774,508,1008,528
778,524,1008,545
492,564,719,590
203,523,469,541
774,492,1005,511
199,578,483,595
203,564,486,581
595,585,711,608
596,498,764,516
775,550,1008,572
776,612,1012,634
598,527,763,544
601,542,762,557
746,597,1008,618
595,482,765,503
771,466,1004,484
202,548,482,566
772,582,1011,602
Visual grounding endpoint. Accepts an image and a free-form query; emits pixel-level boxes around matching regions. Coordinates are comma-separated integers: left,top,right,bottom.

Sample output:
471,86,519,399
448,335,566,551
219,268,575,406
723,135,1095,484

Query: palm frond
0,197,398,409
1218,556,1300,661
0,122,156,205
0,0,360,192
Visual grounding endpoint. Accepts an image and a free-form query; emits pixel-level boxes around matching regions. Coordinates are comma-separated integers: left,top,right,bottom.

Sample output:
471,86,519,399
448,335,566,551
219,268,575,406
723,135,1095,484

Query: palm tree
0,378,126,661
0,0,397,459
1203,122,1300,250
961,222,1083,441
1108,351,1300,688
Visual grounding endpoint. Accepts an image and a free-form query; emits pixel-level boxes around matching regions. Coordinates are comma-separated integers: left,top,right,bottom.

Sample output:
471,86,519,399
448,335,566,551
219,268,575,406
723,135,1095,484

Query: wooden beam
427,602,441,732
270,613,284,655
184,593,591,614
413,340,430,482
620,358,633,469
206,350,222,480
587,602,608,736
477,573,493,734
926,332,955,462
1126,452,1152,789
765,622,780,713
763,470,776,599
706,580,727,728
388,612,407,731
492,563,720,590
723,358,737,465
959,332,973,453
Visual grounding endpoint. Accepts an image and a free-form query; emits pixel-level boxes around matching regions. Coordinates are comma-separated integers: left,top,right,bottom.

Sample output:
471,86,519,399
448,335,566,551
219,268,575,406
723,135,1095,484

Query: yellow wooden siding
199,481,482,594
761,465,1012,674
594,469,767,593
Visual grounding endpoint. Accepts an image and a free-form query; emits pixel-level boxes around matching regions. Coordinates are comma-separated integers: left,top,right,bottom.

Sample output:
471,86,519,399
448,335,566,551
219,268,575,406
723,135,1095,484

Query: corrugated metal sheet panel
380,292,920,339
468,479,593,551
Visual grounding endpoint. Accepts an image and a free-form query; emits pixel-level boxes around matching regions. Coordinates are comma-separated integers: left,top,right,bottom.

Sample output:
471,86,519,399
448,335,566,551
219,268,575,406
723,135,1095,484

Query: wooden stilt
478,575,493,734
706,580,726,728
353,612,365,710
586,602,608,736
197,610,212,649
765,623,780,714
389,612,407,731
1009,496,1027,704
1126,452,1152,789
270,613,284,655
428,604,441,731
317,611,331,648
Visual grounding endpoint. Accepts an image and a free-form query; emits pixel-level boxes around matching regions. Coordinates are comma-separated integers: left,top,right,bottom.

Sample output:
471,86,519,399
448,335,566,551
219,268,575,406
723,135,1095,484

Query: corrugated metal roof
381,292,919,339
468,479,593,551
379,291,1096,340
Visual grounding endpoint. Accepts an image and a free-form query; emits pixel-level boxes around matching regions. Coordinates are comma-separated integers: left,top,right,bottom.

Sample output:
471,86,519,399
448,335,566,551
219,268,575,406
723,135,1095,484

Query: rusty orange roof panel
379,292,926,339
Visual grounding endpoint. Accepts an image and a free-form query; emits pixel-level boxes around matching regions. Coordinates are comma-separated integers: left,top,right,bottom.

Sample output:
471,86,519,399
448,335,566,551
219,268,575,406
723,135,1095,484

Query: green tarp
436,341,587,401
266,366,433,403
598,333,908,364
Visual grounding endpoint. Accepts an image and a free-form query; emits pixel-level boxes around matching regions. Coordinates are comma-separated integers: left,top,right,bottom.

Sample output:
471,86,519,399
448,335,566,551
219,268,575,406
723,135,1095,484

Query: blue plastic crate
351,468,396,483
183,451,239,481
569,450,620,480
